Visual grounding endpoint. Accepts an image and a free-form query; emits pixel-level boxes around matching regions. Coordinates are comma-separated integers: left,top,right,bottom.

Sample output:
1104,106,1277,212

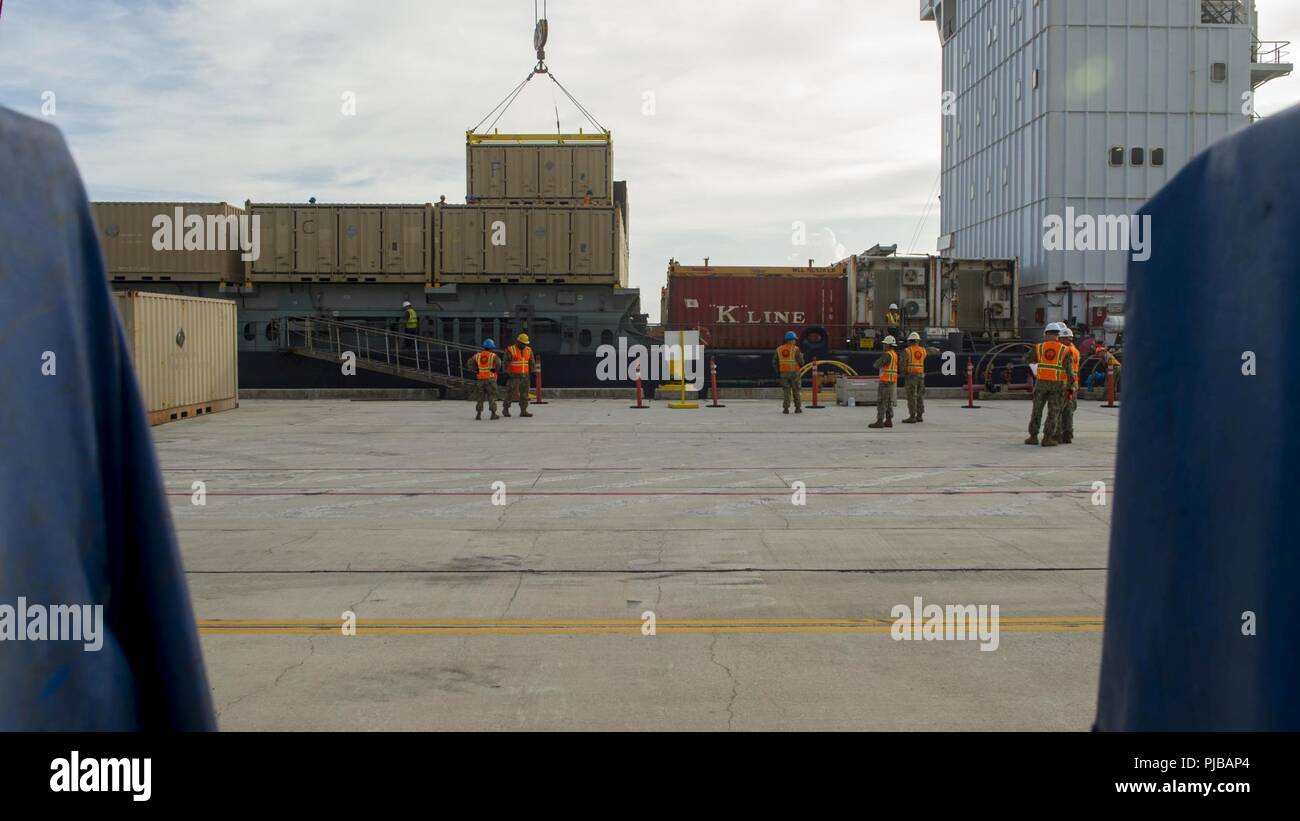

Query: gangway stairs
280,315,483,394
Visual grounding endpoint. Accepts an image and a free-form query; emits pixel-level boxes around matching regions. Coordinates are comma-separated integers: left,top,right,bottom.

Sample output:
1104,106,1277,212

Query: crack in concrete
216,634,315,720
503,573,524,617
708,633,739,731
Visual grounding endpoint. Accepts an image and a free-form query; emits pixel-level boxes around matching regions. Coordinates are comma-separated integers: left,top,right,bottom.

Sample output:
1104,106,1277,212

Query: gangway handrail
278,315,482,387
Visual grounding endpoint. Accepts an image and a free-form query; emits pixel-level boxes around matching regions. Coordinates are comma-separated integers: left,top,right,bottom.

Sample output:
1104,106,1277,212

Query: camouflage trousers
876,380,897,423
780,372,802,410
502,375,529,412
1059,389,1078,437
1028,381,1065,438
905,374,926,419
470,380,498,414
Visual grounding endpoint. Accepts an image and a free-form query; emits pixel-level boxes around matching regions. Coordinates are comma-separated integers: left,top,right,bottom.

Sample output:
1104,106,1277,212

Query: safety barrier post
962,360,981,409
705,356,726,408
807,360,826,409
1104,364,1118,409
532,358,549,405
629,362,649,410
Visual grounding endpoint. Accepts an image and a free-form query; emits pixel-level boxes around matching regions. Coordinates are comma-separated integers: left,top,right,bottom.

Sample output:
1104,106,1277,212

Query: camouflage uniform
1025,340,1075,444
902,343,940,422
871,349,899,426
773,342,806,412
1059,343,1081,442
501,344,533,417
465,350,501,418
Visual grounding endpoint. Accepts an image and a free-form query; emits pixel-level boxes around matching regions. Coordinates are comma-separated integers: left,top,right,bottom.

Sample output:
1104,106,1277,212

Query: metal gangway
279,315,483,393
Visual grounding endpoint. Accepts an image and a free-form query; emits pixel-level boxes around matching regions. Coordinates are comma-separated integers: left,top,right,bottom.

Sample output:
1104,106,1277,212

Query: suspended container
466,132,613,205
112,291,239,425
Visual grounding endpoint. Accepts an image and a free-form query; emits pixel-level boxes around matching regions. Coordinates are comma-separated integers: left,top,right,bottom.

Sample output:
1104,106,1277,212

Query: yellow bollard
668,329,699,409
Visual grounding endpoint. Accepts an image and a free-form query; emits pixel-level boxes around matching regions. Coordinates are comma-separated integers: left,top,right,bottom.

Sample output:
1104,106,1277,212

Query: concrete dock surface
159,397,1116,730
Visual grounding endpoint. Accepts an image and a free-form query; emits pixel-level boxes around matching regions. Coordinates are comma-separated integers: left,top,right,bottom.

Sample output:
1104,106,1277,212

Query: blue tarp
1096,105,1300,730
0,107,215,730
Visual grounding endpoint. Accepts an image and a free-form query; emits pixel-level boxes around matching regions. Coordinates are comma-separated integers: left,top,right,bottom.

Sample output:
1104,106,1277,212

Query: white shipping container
112,291,239,425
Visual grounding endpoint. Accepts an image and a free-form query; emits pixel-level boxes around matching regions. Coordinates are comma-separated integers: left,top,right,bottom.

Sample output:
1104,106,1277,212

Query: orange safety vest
777,342,801,373
506,344,533,375
1067,344,1081,387
1036,340,1067,382
906,344,927,375
475,351,498,380
879,350,898,384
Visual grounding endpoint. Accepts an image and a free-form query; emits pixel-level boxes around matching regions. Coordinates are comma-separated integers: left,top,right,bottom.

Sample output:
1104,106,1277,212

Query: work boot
885,420,893,428
1063,434,1073,444
917,415,924,423
1041,437,1060,447
783,408,790,415
868,421,886,429
795,407,803,414
1024,435,1038,445
502,408,511,417
520,411,534,418
490,412,500,420
475,411,482,420
901,417,917,424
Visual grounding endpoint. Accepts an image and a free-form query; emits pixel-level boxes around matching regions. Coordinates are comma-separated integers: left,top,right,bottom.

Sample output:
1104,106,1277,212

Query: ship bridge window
1109,146,1125,166
601,329,614,346
941,0,958,43
579,329,592,348
1211,62,1228,83
1131,147,1146,166
1152,148,1166,167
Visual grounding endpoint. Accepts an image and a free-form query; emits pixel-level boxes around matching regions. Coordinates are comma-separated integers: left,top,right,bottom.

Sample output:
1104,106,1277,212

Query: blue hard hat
784,331,797,341
483,339,495,349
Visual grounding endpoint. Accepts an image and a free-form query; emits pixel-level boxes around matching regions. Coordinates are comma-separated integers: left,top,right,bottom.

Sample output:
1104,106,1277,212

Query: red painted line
168,489,1094,498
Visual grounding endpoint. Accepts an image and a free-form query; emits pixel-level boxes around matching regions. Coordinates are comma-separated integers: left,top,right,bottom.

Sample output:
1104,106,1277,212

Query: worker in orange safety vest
465,339,502,420
502,333,535,418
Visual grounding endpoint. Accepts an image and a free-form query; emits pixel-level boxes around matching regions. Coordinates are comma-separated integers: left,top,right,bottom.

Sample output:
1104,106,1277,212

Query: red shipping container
666,273,848,350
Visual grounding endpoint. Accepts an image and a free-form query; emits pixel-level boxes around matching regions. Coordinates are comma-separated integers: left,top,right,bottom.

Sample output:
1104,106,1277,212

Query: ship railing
280,315,481,386
1253,39,1291,65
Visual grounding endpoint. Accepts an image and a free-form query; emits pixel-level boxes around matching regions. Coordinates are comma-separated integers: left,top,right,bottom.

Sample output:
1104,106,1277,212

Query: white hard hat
907,332,921,342
1045,322,1061,334
1059,326,1074,339
402,300,412,307
889,303,899,310
882,335,897,346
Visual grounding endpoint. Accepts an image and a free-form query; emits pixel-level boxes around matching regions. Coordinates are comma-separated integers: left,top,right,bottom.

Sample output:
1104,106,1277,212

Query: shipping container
843,252,1019,341
247,203,430,282
466,136,612,204
934,257,1019,339
665,263,848,350
93,202,246,282
847,254,935,328
434,203,627,286
112,291,239,425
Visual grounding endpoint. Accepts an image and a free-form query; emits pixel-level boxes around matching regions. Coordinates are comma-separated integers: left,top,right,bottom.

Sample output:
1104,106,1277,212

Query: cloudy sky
3,0,1300,320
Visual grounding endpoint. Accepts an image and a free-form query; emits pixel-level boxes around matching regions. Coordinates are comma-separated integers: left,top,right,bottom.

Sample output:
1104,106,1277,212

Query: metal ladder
279,315,482,392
